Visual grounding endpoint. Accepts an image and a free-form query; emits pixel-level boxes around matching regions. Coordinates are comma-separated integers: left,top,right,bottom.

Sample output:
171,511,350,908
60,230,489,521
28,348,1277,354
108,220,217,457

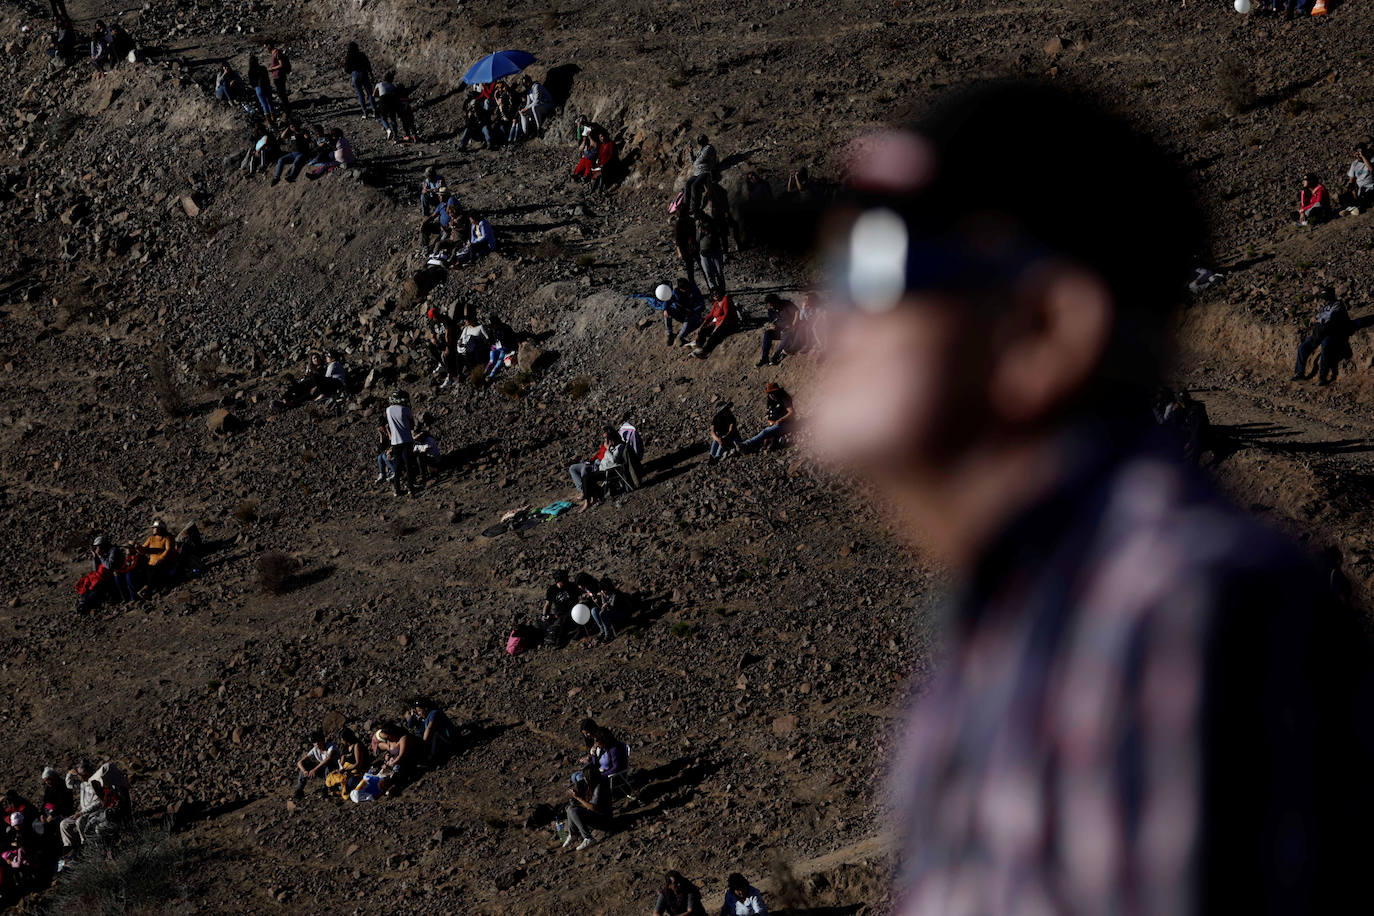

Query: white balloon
655,284,673,302
1235,0,1251,12
571,603,592,625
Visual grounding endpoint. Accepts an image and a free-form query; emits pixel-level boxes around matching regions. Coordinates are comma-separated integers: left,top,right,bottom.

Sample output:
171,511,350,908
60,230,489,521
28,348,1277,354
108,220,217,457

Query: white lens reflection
848,208,909,313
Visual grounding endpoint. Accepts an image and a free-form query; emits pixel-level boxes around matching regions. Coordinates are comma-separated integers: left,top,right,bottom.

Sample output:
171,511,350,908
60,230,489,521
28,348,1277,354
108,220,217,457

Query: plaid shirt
892,423,1374,915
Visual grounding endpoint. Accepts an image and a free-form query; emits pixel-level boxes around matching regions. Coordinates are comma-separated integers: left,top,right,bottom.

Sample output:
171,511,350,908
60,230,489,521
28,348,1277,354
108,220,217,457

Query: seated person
484,313,517,379
720,873,768,915
41,767,74,829
373,725,420,794
742,383,795,452
456,318,489,368
459,97,494,150
658,278,705,346
540,571,577,647
568,427,622,511
1297,172,1329,226
277,352,327,408
709,402,743,461
655,871,707,916
375,423,396,484
422,194,462,253
272,123,314,185
293,730,337,799
757,294,799,367
1347,143,1373,210
514,78,555,142
691,286,738,358
406,697,460,762
420,166,447,215
337,727,370,773
88,534,133,605
573,726,628,784
321,349,348,396
413,426,441,477
453,213,495,265
214,62,244,104
564,763,611,851
137,519,179,587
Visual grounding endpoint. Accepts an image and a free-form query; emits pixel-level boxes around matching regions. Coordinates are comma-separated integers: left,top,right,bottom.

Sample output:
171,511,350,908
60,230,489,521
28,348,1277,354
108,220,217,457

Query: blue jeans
762,328,800,363
485,345,506,379
743,425,784,451
275,151,305,180
254,86,273,117
377,452,395,477
459,124,493,150
664,311,700,343
350,71,374,114
699,250,725,292
215,84,232,103
710,435,741,458
589,604,611,637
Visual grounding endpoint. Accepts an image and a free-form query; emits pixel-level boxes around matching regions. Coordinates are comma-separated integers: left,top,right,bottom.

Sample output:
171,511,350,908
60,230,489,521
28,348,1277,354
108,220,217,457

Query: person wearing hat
384,390,419,497
741,383,794,452
807,80,1374,914
657,278,705,347
138,519,179,587
419,165,447,216
720,872,767,915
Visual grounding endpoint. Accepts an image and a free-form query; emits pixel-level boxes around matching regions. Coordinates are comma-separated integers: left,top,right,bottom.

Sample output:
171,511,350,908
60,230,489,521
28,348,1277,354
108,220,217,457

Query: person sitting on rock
425,307,459,387
720,872,768,915
59,760,127,864
757,293,800,367
293,730,337,800
322,349,348,397
1291,287,1374,385
89,20,112,74
540,571,577,647
214,62,245,105
407,697,461,763
90,534,134,603
514,77,555,142
137,519,179,588
413,423,442,478
658,278,705,347
690,286,738,358
459,96,494,150
453,213,495,265
276,352,327,409
491,81,518,140
569,427,620,511
454,317,489,370
421,196,463,255
40,767,73,830
484,312,517,380
1297,172,1329,227
374,725,421,794
654,871,707,916
709,401,743,462
564,762,612,851
337,727,370,774
742,383,795,452
271,122,314,185
420,166,447,216
1346,142,1374,212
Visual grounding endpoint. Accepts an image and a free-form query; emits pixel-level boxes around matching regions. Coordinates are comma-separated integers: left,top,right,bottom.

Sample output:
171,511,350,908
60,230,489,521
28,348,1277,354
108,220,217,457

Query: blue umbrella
462,50,537,86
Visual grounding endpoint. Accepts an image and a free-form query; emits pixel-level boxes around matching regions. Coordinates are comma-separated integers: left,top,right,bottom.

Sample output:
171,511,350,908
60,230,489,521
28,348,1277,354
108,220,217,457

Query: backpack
668,190,685,214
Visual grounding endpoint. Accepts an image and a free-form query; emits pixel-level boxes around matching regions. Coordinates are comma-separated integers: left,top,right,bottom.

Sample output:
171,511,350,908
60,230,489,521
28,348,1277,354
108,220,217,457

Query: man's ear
988,263,1113,426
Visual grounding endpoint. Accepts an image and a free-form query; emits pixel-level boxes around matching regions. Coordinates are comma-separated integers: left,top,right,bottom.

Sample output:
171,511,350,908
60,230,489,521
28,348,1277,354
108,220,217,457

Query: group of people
293,698,460,803
457,76,556,150
652,871,770,915
75,521,200,614
707,383,796,461
569,116,617,187
556,718,632,851
238,119,359,183
0,759,130,902
377,389,441,497
418,170,498,265
507,570,628,651
424,306,517,386
339,41,421,142
274,350,349,409
1296,141,1373,225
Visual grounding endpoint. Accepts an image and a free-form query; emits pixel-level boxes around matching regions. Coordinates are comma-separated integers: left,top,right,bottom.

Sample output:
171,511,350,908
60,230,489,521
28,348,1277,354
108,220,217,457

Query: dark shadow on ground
280,563,335,593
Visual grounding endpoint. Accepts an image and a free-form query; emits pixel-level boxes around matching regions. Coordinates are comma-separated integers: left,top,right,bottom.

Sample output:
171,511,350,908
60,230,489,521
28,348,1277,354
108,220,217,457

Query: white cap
655,284,673,302
42,767,57,780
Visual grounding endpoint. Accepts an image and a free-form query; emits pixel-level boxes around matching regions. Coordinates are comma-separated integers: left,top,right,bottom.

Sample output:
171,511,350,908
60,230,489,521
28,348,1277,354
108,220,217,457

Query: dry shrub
257,550,296,594
232,498,259,525
564,376,592,400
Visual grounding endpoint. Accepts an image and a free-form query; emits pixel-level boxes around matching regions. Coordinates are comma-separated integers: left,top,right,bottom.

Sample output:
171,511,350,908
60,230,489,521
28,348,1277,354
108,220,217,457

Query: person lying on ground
654,871,707,916
709,401,743,461
690,286,738,358
742,383,795,452
758,294,799,367
720,873,768,915
658,278,705,347
564,763,612,851
407,697,461,762
341,41,374,117
420,166,447,216
1346,143,1373,211
1297,172,1329,226
294,730,337,799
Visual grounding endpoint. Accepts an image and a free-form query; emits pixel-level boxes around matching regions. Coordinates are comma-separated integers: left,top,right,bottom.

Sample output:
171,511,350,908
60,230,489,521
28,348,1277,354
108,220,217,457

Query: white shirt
306,743,337,767
1350,159,1373,192
459,324,487,353
325,360,346,384
385,404,413,445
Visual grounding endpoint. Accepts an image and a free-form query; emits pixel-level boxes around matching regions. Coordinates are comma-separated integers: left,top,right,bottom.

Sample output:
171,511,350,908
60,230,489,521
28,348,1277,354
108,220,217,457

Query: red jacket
706,294,735,328
1301,184,1326,213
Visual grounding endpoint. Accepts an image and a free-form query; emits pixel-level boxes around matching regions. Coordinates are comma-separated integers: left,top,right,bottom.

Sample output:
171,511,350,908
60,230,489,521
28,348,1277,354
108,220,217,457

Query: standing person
696,212,727,294
267,44,291,117
341,40,374,117
708,401,742,462
673,209,699,289
1346,142,1374,211
385,390,420,497
685,134,718,212
719,873,767,915
809,80,1374,915
372,71,402,140
293,731,337,800
741,383,794,452
247,53,273,120
654,871,707,916
48,0,70,21
563,763,611,851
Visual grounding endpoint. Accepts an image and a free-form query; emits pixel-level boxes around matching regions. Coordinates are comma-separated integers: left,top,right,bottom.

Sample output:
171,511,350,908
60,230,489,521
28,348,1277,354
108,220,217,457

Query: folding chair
606,745,641,803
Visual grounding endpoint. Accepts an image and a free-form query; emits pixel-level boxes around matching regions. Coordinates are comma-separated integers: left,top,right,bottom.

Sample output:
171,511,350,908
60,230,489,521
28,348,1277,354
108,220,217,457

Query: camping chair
606,745,641,803
601,443,639,496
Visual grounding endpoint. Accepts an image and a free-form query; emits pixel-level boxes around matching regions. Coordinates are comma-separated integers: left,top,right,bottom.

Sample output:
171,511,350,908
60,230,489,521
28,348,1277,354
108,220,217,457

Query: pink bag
506,632,528,655
667,190,685,214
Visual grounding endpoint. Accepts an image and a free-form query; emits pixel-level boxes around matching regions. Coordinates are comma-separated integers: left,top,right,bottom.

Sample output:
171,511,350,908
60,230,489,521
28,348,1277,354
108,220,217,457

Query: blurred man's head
811,81,1204,561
